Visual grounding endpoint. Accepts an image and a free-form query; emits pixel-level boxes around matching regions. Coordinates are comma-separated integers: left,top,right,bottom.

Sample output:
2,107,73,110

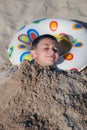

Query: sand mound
0,61,87,130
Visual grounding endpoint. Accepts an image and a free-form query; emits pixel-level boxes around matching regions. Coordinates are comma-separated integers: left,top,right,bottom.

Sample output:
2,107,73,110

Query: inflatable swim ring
8,18,87,71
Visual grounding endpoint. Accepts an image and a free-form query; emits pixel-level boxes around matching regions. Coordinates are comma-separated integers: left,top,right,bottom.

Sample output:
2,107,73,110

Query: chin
46,62,54,66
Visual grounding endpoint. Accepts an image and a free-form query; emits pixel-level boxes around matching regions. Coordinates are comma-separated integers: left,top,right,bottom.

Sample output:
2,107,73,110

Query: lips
47,55,55,60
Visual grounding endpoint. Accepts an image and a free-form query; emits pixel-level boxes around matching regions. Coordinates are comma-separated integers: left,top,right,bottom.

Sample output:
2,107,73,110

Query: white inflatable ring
8,18,87,71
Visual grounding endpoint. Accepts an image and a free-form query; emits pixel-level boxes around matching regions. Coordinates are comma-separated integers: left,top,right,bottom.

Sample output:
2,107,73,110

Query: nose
49,48,54,55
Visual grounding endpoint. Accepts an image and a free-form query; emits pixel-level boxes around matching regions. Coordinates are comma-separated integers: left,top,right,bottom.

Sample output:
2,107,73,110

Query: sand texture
0,61,87,130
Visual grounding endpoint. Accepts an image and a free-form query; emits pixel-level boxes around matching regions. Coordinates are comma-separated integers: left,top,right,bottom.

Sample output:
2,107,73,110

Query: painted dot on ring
20,52,33,62
18,26,26,31
8,46,14,58
27,29,39,41
74,42,84,48
64,53,73,60
49,21,58,31
18,34,31,44
33,18,46,24
69,68,79,72
17,44,27,50
72,23,83,30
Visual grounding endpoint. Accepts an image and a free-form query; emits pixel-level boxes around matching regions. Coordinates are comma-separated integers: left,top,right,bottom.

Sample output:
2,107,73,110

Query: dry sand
0,0,87,130
0,60,87,130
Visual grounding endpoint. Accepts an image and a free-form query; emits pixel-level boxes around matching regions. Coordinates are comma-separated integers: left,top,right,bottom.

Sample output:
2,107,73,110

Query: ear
30,50,37,59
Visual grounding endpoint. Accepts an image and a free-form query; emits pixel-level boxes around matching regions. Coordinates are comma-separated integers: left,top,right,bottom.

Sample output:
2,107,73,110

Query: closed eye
43,47,49,50
53,48,58,53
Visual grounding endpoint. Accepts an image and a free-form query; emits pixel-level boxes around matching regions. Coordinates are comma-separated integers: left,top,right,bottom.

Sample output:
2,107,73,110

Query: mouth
47,56,55,60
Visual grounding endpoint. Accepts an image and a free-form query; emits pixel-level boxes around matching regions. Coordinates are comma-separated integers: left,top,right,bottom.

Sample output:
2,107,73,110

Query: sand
0,0,87,129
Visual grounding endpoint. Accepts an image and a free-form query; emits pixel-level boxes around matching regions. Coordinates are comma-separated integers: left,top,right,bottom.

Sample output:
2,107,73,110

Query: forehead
38,38,58,47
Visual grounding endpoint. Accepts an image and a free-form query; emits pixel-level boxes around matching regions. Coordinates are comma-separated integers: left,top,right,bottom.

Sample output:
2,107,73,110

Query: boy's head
30,34,59,67
30,34,71,67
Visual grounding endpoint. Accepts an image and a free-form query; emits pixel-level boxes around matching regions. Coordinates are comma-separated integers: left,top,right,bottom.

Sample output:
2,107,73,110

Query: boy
0,35,77,130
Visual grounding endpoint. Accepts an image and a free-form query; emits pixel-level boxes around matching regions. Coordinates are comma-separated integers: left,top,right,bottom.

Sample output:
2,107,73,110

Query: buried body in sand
0,35,87,130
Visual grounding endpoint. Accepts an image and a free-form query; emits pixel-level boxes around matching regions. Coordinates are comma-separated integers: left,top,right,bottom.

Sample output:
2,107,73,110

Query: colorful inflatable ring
8,18,87,71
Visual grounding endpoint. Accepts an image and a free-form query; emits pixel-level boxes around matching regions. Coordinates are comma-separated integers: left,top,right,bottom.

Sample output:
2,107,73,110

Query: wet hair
31,34,58,50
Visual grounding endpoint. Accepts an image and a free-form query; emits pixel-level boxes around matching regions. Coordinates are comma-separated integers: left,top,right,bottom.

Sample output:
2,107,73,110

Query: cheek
55,53,59,60
36,51,45,59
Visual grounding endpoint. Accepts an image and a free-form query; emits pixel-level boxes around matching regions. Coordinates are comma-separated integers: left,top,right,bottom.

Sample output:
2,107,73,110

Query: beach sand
0,0,87,129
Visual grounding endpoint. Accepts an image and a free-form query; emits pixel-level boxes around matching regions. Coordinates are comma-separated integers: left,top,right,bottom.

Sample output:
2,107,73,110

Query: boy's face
30,38,59,67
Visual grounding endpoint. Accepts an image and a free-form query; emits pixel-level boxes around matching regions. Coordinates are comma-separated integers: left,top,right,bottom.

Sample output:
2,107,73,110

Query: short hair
31,34,58,50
